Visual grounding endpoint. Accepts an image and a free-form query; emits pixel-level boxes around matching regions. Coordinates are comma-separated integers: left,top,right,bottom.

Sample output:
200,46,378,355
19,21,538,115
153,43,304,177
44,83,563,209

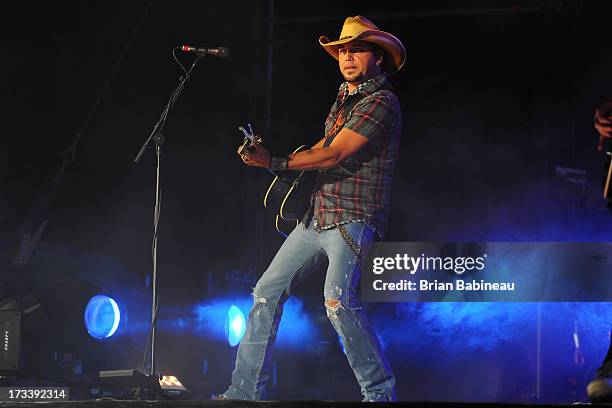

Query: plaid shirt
305,73,402,238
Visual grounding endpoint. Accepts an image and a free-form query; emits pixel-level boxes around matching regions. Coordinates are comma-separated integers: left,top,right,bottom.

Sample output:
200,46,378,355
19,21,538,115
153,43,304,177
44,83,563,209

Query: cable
141,294,160,373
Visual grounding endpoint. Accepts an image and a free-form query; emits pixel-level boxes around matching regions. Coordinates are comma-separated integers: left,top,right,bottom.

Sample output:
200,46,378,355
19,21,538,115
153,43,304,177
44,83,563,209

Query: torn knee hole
325,299,342,312
252,291,268,304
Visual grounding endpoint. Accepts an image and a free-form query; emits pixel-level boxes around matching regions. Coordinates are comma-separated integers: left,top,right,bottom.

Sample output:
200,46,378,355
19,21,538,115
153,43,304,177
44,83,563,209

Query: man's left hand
237,140,271,168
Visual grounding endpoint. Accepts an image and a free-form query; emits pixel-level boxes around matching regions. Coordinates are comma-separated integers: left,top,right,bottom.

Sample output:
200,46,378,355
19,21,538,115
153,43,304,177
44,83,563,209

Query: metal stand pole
133,50,203,378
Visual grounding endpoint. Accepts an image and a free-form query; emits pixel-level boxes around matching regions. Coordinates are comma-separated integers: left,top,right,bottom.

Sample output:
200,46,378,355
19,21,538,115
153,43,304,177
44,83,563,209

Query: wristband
270,157,288,171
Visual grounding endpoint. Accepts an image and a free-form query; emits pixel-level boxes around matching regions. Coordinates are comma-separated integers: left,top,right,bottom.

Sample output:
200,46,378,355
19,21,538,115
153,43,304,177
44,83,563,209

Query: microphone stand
133,49,203,382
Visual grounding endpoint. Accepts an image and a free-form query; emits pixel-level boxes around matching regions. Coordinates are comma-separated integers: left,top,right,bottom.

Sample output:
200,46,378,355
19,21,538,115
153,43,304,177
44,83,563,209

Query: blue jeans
222,221,395,401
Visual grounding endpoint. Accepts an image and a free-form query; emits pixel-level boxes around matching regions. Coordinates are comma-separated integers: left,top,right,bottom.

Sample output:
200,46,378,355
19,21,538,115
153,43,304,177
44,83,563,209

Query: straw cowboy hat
319,16,406,74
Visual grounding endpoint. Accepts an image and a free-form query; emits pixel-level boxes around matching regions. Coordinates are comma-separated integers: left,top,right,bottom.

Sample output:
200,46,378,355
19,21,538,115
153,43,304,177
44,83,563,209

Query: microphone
180,45,230,58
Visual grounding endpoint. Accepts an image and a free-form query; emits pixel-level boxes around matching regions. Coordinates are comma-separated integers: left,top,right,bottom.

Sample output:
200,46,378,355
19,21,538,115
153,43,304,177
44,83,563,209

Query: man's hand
237,139,271,168
595,101,612,151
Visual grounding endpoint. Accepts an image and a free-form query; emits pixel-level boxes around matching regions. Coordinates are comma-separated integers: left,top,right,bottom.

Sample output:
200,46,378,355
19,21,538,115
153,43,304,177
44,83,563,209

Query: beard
342,70,365,84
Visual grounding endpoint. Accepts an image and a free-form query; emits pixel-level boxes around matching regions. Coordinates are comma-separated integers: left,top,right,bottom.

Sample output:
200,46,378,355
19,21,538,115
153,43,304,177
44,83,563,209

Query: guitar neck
604,151,612,199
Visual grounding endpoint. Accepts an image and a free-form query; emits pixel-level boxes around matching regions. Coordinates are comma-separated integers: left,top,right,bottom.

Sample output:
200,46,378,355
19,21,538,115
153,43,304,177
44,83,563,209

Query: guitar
595,103,612,200
604,151,612,199
238,125,315,236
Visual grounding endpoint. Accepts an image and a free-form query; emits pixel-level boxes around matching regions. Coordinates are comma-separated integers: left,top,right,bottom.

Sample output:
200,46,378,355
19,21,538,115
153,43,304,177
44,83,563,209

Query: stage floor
0,400,604,408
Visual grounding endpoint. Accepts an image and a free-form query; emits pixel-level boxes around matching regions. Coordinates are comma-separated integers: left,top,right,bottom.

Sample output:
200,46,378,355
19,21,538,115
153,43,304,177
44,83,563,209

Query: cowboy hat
319,16,406,74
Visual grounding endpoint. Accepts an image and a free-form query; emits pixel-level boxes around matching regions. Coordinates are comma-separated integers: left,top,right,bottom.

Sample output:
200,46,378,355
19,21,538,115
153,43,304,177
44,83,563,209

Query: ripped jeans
222,221,395,401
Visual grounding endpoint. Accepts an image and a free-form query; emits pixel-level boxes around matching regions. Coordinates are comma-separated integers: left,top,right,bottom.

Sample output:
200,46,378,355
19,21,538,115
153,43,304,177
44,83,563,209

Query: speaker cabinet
0,311,21,375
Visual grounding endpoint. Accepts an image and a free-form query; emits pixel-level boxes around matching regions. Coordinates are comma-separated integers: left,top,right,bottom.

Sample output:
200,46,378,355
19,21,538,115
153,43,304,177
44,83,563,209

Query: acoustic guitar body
263,145,316,235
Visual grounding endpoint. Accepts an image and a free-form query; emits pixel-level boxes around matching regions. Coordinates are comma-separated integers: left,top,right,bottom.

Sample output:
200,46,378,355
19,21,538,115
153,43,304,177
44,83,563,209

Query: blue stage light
84,295,121,340
193,297,316,349
226,305,246,346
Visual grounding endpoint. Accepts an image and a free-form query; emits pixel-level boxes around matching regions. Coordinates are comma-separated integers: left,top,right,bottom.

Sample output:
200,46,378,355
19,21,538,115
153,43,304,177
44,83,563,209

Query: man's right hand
595,101,612,151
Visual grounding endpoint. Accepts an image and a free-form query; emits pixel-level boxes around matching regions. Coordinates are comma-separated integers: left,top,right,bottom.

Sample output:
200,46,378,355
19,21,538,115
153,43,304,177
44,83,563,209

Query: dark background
1,0,612,403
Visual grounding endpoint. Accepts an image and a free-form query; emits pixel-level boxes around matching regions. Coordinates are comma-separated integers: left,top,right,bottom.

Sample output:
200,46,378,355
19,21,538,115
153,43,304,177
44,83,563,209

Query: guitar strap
303,90,369,227
323,101,360,148
323,81,393,148
604,152,612,199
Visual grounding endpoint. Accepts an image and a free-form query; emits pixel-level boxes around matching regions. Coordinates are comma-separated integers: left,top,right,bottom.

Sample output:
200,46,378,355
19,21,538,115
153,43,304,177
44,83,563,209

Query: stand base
99,369,161,400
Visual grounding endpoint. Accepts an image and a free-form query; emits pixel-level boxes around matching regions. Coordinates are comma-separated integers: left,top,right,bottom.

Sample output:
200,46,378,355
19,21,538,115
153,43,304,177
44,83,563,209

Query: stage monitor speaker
0,295,44,376
0,311,22,376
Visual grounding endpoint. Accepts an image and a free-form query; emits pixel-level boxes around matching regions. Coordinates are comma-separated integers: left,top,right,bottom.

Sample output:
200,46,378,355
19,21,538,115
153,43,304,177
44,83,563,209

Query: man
219,16,405,402
587,100,612,402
